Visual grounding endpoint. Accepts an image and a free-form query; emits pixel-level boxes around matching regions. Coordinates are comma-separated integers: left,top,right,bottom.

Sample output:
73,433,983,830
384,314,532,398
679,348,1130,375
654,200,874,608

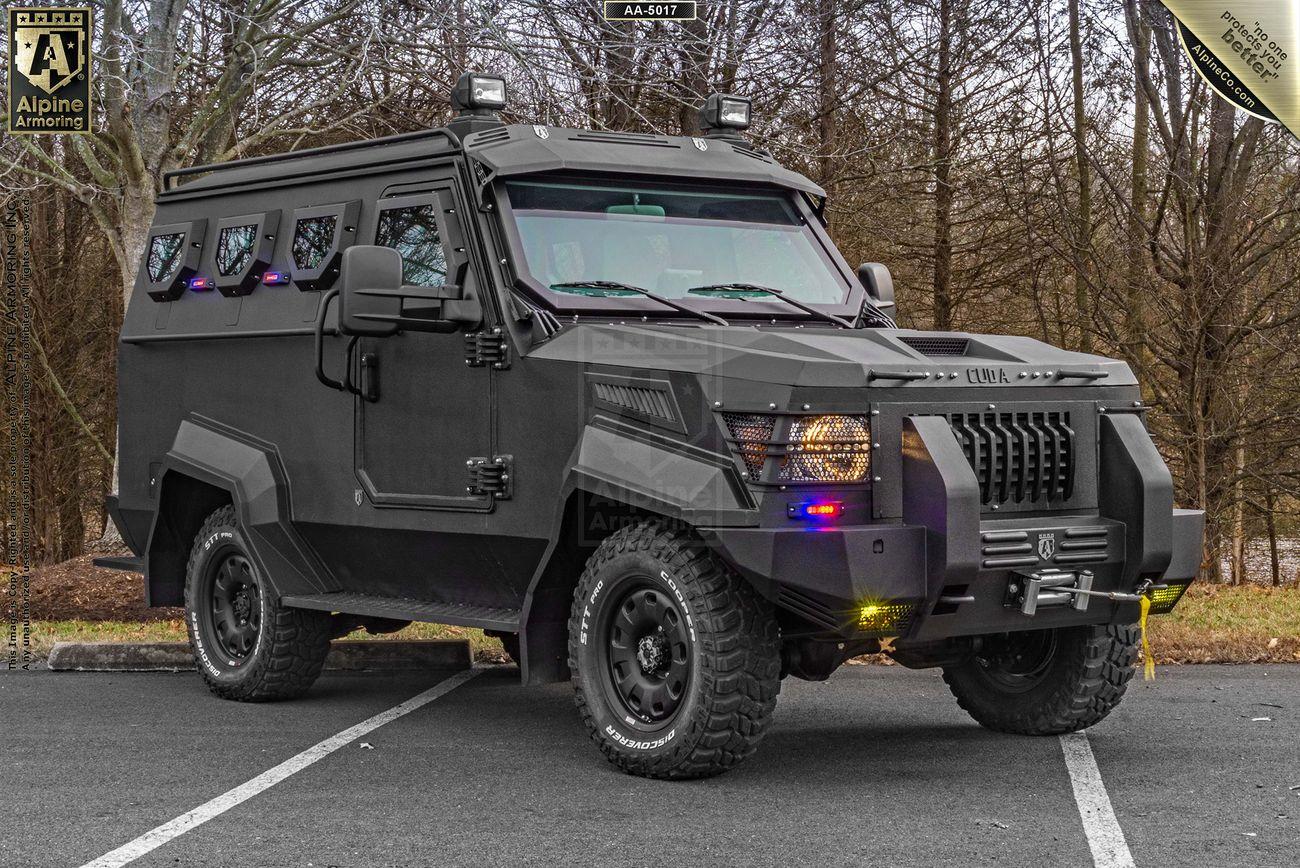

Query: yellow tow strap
1139,594,1155,681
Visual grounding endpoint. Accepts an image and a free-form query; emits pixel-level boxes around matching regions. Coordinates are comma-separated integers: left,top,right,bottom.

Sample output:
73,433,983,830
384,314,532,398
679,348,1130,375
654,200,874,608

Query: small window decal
215,224,257,277
292,215,338,270
376,204,446,287
147,233,185,282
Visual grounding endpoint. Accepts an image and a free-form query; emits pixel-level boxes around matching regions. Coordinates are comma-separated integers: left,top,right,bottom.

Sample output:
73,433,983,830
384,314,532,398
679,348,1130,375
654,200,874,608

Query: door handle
360,352,380,402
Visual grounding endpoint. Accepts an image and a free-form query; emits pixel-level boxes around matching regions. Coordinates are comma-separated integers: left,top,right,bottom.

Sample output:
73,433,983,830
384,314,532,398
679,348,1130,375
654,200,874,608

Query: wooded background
2,0,1298,583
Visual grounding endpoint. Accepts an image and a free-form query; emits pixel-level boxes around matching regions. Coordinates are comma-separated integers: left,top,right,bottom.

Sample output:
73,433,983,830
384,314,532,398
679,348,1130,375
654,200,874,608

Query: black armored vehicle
108,74,1204,778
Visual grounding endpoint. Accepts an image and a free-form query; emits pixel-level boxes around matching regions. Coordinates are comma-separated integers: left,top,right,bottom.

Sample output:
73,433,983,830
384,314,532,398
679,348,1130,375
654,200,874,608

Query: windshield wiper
550,280,729,326
687,283,854,329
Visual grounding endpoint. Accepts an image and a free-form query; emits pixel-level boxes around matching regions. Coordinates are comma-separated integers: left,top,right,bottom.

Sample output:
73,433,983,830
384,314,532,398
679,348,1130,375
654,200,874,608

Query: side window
215,224,257,276
142,219,206,302
147,233,185,282
210,211,280,297
292,215,338,270
287,201,358,292
375,203,446,287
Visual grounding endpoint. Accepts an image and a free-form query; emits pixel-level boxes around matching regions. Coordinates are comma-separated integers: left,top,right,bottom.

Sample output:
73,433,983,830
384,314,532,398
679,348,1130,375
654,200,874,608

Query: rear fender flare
145,417,334,606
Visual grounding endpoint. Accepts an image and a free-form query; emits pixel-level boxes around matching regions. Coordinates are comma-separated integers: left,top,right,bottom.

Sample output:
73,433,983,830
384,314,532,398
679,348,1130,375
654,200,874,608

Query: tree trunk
678,16,710,134
816,0,838,220
1264,488,1280,587
1067,0,1092,352
1229,441,1245,585
930,0,954,330
1124,0,1150,379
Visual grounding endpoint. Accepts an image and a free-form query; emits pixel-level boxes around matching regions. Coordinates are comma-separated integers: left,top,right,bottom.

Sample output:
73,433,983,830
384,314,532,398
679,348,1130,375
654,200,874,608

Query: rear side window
292,215,338,270
147,232,185,282
376,204,445,286
215,224,257,276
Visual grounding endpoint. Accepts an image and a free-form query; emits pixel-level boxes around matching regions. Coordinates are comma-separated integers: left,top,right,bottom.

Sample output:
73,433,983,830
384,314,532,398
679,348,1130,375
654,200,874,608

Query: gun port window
376,204,446,287
146,232,185,282
215,224,257,276
292,215,338,270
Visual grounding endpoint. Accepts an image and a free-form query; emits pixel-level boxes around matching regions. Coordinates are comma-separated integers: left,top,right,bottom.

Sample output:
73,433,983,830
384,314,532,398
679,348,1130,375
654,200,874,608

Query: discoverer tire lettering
568,520,780,779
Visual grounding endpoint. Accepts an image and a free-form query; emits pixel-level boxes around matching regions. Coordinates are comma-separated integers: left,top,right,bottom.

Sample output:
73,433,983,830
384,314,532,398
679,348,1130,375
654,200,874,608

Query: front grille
900,336,969,356
947,411,1074,506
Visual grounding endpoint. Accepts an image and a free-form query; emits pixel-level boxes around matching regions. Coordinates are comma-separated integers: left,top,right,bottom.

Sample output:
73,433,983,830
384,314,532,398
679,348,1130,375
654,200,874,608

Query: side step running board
281,591,520,632
92,555,144,573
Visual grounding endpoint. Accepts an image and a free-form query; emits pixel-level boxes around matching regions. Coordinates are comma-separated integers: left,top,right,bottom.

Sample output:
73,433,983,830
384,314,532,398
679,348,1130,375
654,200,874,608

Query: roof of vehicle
462,124,826,197
159,123,826,201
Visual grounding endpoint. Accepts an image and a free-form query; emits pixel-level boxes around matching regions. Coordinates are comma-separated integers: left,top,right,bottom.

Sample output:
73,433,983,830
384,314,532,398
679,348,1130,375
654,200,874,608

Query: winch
1007,569,1150,616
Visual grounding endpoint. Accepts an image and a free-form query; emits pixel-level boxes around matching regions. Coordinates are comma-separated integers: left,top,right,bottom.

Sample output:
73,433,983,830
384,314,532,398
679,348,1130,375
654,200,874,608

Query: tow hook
1007,569,1164,616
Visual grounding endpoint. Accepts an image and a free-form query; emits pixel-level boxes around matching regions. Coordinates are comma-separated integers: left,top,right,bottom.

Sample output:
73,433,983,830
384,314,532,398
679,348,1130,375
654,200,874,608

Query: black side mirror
338,245,464,336
857,263,895,309
340,246,404,337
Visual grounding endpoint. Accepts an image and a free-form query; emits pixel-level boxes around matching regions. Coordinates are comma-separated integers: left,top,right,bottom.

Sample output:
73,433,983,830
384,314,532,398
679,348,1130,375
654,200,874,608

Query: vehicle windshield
505,180,851,307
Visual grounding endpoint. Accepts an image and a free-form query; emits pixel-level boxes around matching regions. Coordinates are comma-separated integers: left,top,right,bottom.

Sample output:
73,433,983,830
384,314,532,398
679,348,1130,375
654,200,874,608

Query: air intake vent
900,336,969,356
947,411,1074,506
590,375,683,432
730,144,773,163
466,127,510,148
571,132,679,149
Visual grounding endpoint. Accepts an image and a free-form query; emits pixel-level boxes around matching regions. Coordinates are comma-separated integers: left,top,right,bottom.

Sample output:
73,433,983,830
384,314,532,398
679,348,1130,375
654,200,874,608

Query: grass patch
1147,583,1300,664
10,583,1297,667
12,619,507,664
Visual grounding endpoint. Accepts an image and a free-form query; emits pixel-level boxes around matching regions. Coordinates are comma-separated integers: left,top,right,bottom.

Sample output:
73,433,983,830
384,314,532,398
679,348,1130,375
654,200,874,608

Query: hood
528,324,1137,388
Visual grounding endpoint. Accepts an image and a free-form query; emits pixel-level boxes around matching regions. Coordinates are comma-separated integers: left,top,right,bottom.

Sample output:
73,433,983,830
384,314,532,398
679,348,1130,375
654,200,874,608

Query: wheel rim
972,630,1058,693
600,581,692,727
206,553,261,661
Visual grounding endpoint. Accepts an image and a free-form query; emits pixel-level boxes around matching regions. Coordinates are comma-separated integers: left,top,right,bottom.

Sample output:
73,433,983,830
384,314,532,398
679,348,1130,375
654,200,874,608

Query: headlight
782,415,872,482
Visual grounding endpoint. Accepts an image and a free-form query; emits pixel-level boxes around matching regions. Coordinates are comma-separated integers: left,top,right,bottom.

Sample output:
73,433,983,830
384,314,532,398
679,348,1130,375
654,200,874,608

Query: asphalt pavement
3,663,1297,867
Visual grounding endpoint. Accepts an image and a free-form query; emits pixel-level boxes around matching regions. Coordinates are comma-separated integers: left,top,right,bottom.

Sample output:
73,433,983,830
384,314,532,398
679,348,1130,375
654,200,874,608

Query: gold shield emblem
12,9,85,94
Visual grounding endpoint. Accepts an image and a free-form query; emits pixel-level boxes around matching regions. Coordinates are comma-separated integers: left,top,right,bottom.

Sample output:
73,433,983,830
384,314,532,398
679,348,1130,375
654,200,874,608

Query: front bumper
702,412,1204,640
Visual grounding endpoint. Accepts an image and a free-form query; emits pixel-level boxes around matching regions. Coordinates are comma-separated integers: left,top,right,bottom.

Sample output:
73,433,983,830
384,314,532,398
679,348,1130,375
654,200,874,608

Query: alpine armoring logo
1037,533,1056,561
7,6,92,134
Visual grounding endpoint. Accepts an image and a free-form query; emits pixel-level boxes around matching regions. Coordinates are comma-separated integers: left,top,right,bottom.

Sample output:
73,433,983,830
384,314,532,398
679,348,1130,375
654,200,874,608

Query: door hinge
465,328,510,369
467,454,513,499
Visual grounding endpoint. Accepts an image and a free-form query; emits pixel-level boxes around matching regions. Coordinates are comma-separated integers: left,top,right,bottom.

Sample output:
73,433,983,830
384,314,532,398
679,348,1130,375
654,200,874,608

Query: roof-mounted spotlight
698,93,751,137
451,73,507,114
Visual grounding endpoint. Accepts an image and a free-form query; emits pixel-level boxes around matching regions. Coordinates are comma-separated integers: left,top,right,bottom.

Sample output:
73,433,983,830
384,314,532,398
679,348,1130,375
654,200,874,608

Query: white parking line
1060,731,1136,868
79,668,481,868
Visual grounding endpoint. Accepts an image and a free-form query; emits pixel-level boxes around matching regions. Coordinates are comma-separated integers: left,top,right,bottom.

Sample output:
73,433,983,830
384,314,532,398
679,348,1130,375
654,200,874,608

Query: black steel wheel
968,629,1059,693
185,505,331,702
598,582,692,726
942,624,1139,735
568,520,781,779
203,553,261,661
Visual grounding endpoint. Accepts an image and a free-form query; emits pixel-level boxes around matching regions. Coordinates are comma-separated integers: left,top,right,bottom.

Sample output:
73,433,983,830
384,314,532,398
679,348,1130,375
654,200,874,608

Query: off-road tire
568,520,781,779
185,506,331,701
942,623,1139,734
499,633,521,664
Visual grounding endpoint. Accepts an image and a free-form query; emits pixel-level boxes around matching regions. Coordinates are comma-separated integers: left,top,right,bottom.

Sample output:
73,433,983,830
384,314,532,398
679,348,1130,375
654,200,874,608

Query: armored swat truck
105,74,1203,779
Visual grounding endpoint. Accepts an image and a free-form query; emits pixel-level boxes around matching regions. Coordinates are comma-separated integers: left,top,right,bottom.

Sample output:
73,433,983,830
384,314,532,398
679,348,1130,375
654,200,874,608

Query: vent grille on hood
900,336,969,356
